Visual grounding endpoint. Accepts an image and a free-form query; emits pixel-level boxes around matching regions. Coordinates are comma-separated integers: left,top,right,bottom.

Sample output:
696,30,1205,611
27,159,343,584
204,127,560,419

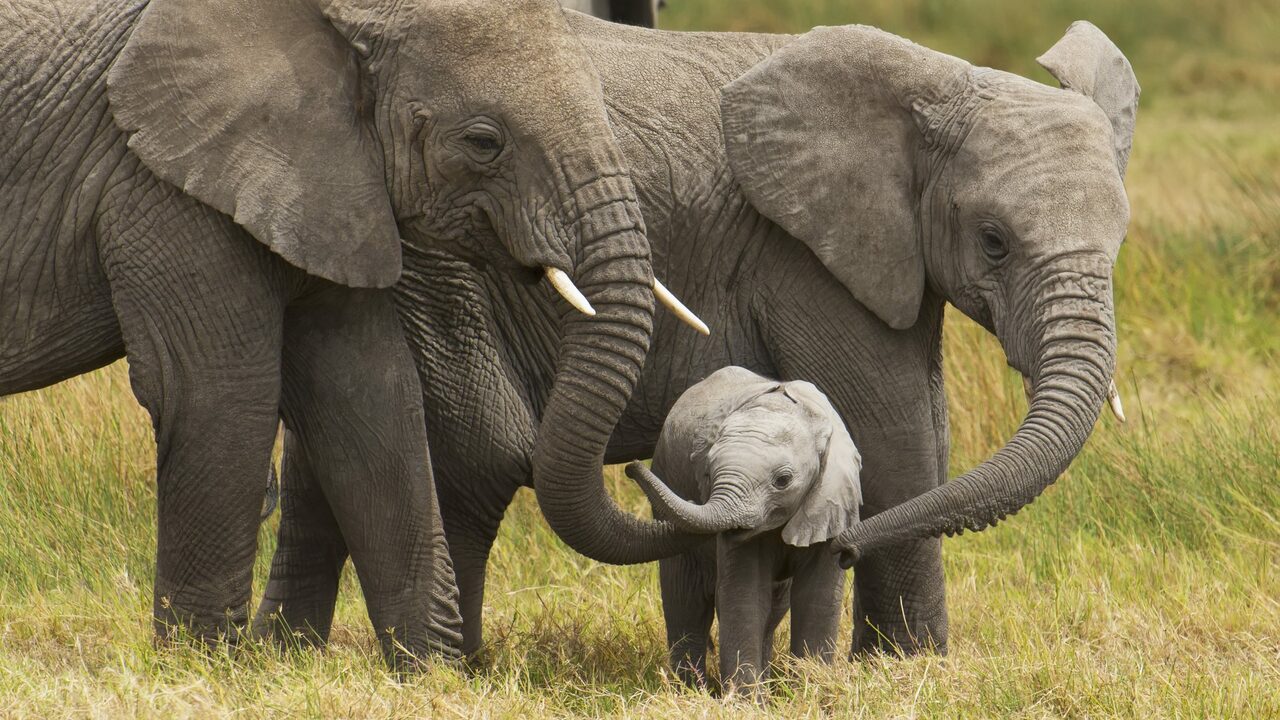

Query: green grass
3,1,1279,716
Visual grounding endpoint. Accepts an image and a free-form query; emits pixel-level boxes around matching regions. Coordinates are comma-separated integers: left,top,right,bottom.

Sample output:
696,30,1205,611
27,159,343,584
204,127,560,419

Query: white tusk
653,277,710,336
1106,378,1126,423
544,267,596,317
1022,375,1033,404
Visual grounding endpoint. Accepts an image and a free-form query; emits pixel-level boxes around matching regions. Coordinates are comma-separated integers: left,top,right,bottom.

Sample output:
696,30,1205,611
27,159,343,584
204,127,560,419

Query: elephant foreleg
788,547,844,661
436,472,522,658
98,191,287,645
715,535,781,699
396,256,545,657
659,549,715,689
277,285,463,669
763,284,949,658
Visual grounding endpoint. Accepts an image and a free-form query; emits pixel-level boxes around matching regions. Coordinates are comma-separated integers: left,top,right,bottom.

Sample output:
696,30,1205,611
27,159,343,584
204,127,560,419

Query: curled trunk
835,273,1117,566
532,171,700,564
625,462,753,533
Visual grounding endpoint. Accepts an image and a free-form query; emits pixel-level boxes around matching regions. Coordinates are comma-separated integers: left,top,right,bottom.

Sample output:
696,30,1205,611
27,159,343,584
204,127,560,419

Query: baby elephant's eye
773,470,793,489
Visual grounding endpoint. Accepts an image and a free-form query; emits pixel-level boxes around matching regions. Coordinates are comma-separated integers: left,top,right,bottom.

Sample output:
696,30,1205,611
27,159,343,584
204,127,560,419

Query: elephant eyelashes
979,226,1010,262
773,470,794,488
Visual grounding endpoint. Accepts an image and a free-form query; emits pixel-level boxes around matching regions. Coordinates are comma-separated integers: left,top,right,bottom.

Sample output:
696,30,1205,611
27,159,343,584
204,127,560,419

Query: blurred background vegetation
1,1,1277,716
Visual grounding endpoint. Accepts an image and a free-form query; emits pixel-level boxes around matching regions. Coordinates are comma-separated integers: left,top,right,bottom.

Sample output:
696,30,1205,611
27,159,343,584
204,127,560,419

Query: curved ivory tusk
544,267,596,317
1107,378,1126,423
652,277,710,336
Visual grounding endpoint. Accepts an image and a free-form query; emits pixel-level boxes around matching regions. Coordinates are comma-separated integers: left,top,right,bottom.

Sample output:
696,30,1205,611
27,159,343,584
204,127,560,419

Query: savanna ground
2,0,1278,716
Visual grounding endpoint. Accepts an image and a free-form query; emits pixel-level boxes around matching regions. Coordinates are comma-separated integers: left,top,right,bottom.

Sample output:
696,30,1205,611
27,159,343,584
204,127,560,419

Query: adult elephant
0,0,692,668
266,15,1138,657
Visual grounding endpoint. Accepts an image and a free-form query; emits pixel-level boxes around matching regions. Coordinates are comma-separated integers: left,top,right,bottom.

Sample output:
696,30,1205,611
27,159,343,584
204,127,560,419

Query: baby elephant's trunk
625,462,752,534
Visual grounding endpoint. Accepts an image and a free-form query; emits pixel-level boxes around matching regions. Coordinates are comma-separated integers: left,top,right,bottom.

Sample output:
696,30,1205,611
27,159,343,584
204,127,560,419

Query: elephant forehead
394,0,605,117
962,95,1115,177
721,403,802,444
951,96,1129,253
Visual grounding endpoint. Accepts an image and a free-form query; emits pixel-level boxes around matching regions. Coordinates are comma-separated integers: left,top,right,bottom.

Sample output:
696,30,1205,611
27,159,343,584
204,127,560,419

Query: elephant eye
459,122,504,162
773,470,794,489
979,226,1009,262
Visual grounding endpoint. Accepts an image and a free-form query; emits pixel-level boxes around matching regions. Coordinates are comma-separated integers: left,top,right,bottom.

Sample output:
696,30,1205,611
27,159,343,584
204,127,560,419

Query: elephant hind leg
253,428,349,649
435,473,522,659
278,284,463,668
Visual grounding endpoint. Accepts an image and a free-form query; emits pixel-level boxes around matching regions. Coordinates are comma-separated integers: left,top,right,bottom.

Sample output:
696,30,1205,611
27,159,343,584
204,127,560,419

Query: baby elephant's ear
781,382,863,547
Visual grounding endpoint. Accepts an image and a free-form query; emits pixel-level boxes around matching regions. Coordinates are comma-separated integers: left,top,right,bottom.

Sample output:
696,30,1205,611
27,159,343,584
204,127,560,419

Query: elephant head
107,0,706,563
627,371,862,548
718,22,1139,563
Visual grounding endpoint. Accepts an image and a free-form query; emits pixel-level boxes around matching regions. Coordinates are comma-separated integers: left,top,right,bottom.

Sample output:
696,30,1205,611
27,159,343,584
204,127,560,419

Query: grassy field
3,1,1279,717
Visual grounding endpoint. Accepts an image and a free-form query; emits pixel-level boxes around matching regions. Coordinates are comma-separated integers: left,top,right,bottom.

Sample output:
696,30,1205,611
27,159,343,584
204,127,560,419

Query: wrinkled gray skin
623,367,862,693
0,0,657,668
268,15,1138,657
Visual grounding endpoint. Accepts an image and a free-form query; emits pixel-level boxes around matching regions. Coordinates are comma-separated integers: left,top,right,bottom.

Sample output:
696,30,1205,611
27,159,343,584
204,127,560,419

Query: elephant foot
152,582,253,652
851,615,949,658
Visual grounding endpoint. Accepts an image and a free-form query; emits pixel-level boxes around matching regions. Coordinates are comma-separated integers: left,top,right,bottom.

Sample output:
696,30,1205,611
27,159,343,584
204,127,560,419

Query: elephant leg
659,549,715,688
766,293,948,657
436,473,521,658
761,577,791,673
846,419,948,656
278,284,463,669
395,253,541,657
253,428,349,648
716,535,779,698
98,201,287,644
788,547,844,661
851,536,947,656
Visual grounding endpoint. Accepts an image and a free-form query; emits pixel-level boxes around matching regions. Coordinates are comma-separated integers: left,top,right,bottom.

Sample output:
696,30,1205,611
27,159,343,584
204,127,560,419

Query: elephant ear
1036,21,1141,176
608,0,659,27
721,26,968,330
106,0,401,288
781,381,863,548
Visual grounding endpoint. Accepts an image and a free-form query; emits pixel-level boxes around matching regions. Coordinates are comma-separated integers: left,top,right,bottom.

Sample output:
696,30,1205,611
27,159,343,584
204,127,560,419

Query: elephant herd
0,0,1137,689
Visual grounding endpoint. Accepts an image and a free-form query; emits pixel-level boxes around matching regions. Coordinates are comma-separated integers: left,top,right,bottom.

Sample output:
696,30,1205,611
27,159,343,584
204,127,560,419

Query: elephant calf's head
627,370,863,549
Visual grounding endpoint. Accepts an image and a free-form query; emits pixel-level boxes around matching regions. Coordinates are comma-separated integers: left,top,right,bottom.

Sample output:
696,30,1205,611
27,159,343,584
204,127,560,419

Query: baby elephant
625,366,862,693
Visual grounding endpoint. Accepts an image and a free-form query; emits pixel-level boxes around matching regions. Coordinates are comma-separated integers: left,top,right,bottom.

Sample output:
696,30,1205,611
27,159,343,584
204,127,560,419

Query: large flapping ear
780,381,863,547
1037,21,1141,176
721,26,968,330
107,0,402,288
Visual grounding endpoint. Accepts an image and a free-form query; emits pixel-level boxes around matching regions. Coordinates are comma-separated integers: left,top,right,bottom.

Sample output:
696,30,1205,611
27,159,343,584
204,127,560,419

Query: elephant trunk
532,171,701,564
834,265,1117,566
624,462,753,534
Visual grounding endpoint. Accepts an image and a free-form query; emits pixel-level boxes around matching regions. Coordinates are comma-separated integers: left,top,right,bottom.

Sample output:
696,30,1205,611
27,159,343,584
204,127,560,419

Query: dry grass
2,1,1279,717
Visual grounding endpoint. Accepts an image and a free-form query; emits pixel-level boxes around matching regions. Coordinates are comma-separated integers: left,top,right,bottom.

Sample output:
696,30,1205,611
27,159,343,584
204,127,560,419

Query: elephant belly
0,2,141,394
0,223,124,395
